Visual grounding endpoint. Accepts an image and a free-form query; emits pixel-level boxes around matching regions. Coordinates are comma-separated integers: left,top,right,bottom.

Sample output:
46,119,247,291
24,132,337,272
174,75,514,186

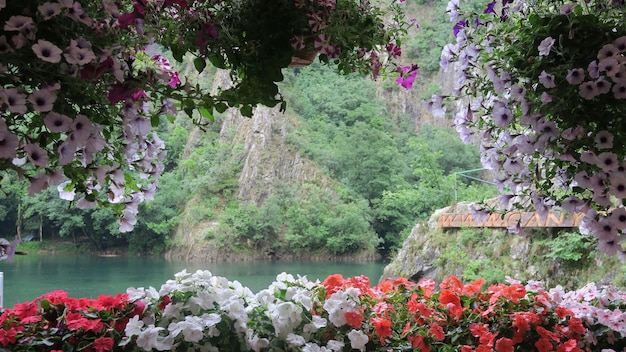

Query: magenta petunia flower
396,65,418,90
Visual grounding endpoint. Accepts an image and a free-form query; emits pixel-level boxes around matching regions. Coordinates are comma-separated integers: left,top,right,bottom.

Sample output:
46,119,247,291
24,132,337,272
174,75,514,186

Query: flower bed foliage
1,270,626,351
430,0,626,257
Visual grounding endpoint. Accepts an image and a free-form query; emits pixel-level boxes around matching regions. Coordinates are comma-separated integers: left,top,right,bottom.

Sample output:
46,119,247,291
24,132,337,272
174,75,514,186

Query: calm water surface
0,254,386,308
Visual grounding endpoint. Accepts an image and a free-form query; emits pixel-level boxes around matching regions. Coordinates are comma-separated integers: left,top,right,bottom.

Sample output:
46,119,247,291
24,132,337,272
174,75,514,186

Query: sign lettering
437,211,583,228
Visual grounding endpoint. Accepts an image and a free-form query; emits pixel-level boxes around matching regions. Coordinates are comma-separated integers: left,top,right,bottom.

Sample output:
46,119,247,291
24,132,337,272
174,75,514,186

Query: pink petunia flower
32,39,63,63
28,172,49,196
492,105,512,127
71,114,94,143
38,2,63,20
598,43,619,60
44,112,72,133
0,130,19,159
612,83,626,99
24,143,50,167
4,15,33,34
579,81,599,100
597,152,620,172
566,68,585,85
595,130,614,149
538,70,556,88
2,88,28,114
28,85,59,112
598,57,620,77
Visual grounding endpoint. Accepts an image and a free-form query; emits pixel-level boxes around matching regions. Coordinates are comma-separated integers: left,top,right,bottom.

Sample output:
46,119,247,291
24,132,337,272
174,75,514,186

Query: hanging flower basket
432,0,626,257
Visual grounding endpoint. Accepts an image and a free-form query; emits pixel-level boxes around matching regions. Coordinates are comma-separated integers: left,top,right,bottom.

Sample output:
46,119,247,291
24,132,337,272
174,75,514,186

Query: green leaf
215,102,228,113
240,105,253,117
193,57,207,73
199,107,215,122
208,54,226,69
150,114,160,127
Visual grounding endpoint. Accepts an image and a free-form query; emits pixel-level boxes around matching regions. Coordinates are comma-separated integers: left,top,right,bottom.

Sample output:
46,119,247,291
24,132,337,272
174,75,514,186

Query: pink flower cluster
0,1,179,231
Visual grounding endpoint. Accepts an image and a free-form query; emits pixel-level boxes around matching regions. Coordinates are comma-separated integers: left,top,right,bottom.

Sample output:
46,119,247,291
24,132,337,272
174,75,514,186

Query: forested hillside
0,0,494,258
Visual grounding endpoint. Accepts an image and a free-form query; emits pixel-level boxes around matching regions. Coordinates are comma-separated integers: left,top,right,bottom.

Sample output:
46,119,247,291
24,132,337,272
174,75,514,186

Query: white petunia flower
537,36,555,56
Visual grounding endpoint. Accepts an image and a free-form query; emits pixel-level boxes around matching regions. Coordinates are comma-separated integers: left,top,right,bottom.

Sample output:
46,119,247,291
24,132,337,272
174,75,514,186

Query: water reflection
0,254,386,308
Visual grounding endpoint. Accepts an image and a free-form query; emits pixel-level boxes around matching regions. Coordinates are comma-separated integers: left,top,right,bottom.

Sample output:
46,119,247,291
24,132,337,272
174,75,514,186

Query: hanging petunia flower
566,68,585,85
44,112,72,132
2,88,28,114
537,37,555,56
28,85,59,112
38,2,63,20
32,39,63,63
0,130,19,159
24,143,50,168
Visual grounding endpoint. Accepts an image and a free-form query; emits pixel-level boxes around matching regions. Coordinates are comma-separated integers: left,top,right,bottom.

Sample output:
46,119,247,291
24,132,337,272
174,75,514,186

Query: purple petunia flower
484,1,497,14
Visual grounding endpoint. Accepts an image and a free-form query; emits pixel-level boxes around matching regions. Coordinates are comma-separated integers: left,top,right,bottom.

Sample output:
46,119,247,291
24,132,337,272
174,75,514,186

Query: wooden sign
437,211,584,228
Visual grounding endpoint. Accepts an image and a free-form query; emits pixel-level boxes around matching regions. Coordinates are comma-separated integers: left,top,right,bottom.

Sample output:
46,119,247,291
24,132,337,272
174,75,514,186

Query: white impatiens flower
323,287,361,327
271,301,303,337
348,329,369,352
168,316,205,343
286,333,306,347
124,315,145,337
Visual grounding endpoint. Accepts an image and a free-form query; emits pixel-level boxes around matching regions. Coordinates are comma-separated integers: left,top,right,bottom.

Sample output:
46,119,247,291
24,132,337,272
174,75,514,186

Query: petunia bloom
32,39,63,63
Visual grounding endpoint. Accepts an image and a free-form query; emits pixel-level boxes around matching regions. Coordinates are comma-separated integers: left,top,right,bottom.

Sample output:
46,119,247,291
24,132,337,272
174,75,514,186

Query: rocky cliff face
165,71,339,261
219,105,333,206
381,202,625,289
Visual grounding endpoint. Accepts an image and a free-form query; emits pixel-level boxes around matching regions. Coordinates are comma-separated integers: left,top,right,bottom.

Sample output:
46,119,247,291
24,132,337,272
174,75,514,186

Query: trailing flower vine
431,0,626,257
0,0,416,232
